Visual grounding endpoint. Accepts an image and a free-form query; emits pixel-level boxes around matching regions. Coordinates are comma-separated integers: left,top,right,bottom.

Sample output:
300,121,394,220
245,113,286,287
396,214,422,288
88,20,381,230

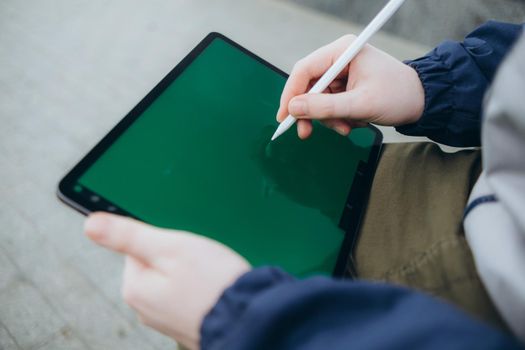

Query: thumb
84,212,172,265
288,91,366,121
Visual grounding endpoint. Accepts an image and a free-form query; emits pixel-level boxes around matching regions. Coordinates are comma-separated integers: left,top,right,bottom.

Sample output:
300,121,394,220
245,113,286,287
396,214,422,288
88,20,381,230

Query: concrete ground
285,0,525,46
0,1,428,349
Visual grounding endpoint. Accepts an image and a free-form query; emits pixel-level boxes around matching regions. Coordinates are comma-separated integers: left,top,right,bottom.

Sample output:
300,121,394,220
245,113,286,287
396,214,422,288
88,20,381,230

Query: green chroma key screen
75,36,377,276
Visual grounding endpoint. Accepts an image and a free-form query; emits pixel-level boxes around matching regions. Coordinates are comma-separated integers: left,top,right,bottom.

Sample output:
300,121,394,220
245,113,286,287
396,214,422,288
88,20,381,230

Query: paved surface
285,0,525,45
0,1,427,349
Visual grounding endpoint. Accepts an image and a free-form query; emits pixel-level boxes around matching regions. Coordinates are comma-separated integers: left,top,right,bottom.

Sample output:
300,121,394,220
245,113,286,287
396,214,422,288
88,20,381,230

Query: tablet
58,33,382,277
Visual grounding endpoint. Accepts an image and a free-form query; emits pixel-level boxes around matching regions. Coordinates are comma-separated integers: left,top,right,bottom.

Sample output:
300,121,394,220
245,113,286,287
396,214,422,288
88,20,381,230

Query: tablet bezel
57,32,383,278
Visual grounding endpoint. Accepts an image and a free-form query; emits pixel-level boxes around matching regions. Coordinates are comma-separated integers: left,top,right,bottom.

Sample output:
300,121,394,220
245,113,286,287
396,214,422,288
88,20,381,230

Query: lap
352,142,506,329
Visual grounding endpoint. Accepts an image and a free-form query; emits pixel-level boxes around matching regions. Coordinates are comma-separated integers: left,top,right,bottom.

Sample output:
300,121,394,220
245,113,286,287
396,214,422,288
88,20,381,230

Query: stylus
271,0,407,141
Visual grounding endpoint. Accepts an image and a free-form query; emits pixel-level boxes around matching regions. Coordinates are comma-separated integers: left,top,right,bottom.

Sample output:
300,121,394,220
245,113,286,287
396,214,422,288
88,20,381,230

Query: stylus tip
271,115,296,141
271,125,284,141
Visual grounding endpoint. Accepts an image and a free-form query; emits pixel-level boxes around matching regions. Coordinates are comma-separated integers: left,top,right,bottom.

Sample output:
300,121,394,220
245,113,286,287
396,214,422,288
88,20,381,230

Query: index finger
276,35,354,122
84,212,174,265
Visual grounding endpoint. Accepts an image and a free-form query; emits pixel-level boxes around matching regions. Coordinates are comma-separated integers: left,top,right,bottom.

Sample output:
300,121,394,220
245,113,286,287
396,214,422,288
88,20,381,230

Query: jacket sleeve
200,267,523,350
396,21,523,147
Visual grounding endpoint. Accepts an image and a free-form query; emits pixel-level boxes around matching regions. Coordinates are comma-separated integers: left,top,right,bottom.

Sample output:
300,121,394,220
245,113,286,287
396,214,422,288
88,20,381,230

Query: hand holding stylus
84,212,250,350
275,35,425,140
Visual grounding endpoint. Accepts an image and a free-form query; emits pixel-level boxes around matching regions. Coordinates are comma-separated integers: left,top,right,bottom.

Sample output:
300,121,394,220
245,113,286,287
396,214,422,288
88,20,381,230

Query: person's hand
84,212,251,350
277,34,425,139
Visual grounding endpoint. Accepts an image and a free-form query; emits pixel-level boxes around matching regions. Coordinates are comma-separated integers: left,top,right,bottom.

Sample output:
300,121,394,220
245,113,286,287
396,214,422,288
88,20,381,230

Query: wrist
404,64,425,125
200,267,294,349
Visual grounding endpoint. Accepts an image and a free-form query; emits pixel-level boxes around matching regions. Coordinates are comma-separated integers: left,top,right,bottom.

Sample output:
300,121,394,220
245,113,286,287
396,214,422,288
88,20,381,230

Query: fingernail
335,126,349,136
289,99,306,116
84,214,107,240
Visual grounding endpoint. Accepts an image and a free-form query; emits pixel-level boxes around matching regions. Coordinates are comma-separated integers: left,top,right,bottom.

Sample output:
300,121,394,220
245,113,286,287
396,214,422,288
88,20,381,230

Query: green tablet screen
76,37,376,276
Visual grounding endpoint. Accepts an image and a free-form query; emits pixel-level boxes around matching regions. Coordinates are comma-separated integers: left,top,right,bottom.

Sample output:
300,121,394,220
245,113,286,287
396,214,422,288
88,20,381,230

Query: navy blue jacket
200,22,524,349
202,268,523,349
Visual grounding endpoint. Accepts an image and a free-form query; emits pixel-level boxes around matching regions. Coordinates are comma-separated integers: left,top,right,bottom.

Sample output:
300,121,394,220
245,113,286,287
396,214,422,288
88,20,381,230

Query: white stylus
271,0,407,141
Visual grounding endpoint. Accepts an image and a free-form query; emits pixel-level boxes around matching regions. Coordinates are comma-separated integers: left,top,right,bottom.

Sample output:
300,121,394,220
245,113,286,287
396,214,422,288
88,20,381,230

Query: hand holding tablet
84,212,250,349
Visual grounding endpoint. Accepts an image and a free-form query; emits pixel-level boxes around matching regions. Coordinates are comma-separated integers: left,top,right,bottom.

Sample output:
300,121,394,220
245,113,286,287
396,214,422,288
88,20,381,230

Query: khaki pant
352,143,506,330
